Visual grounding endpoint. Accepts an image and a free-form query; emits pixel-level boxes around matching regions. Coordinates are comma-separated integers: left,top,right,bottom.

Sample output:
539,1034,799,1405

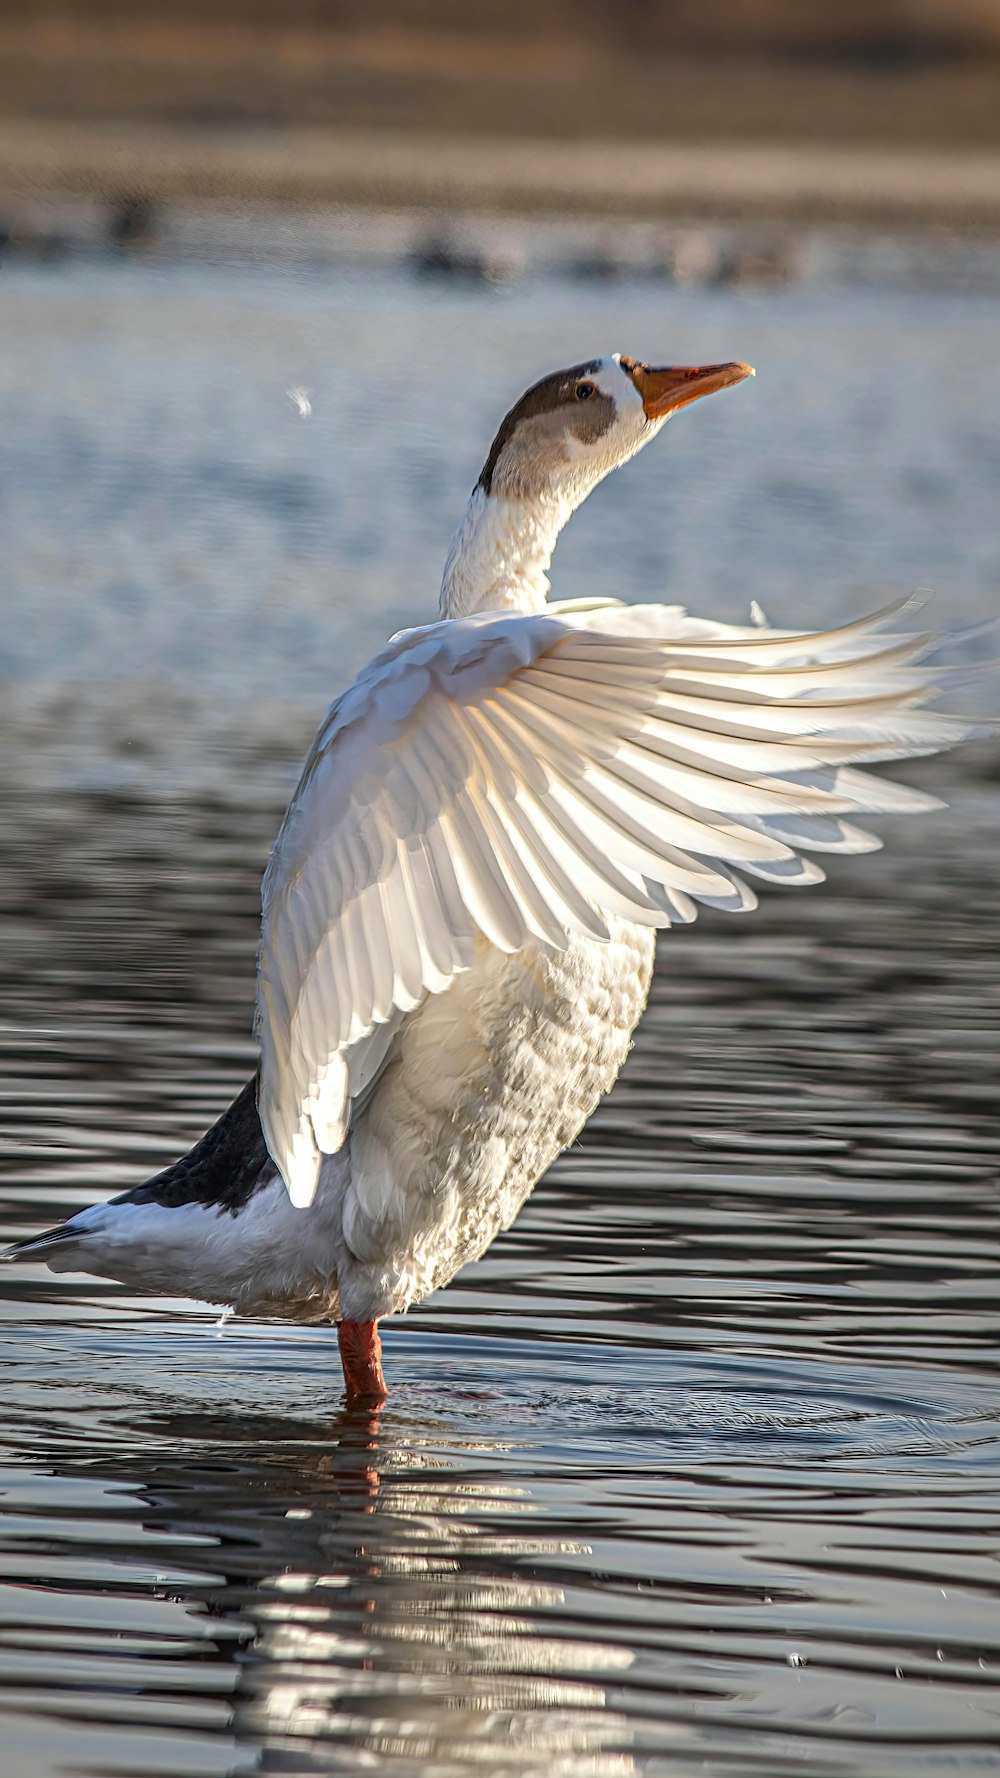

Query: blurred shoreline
6,119,1000,232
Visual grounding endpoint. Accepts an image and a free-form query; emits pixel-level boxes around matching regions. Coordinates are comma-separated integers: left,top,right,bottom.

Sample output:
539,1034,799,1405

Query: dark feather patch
113,1076,279,1215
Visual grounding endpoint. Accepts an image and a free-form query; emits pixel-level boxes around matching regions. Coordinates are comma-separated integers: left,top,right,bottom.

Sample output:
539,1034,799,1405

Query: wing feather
257,604,972,1205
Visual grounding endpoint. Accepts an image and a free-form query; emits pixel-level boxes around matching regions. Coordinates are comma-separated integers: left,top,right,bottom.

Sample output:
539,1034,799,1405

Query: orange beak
628,360,755,420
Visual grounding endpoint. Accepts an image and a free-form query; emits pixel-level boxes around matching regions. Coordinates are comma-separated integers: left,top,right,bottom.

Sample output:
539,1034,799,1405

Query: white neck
439,487,571,619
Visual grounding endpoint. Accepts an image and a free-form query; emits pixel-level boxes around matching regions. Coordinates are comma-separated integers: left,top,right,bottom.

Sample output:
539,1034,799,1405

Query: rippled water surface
1,231,999,1776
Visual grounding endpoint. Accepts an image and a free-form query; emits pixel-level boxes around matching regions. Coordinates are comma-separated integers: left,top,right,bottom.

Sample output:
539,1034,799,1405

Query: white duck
5,353,966,1402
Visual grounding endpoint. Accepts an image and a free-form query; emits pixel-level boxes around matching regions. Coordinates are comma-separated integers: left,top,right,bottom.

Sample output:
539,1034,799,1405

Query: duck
3,352,968,1405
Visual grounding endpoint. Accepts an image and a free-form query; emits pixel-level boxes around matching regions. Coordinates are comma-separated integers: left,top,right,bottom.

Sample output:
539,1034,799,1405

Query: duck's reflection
76,1401,638,1776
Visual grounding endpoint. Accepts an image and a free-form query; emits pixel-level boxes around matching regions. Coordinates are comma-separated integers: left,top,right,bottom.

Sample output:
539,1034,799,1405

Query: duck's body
5,353,969,1401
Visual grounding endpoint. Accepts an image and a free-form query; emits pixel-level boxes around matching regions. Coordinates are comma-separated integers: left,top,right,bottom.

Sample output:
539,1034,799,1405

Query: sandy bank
5,122,1000,229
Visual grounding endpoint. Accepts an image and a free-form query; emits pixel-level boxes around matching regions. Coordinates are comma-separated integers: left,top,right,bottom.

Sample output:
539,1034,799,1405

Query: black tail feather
2,1224,80,1262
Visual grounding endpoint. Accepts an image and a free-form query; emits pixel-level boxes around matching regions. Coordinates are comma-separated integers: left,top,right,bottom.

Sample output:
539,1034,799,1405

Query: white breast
333,918,656,1321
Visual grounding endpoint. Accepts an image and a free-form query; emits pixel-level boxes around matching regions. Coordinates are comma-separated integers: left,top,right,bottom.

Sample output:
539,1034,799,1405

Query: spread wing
257,602,968,1206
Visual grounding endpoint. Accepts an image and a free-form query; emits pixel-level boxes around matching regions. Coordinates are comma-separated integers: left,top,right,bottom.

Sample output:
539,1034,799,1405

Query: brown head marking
477,360,615,495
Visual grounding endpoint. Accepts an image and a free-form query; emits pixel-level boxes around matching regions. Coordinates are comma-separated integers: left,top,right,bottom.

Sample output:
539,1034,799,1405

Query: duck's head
442,350,754,617
477,352,754,505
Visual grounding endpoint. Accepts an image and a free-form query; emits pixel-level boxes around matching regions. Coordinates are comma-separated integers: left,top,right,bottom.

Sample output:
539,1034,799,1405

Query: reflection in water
31,1399,637,1778
229,1432,633,1776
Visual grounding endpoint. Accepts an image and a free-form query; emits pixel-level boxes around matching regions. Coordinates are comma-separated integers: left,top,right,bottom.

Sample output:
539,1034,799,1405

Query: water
4,236,1000,702
1,229,999,1777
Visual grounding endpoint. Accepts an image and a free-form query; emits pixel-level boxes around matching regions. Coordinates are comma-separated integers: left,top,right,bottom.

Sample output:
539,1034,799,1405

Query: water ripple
1,251,999,1777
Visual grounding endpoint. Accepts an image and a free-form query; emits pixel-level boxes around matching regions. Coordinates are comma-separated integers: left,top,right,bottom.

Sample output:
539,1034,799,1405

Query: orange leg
338,1318,388,1405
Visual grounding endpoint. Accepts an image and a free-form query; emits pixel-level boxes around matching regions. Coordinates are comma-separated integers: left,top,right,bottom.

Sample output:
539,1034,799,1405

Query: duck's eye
575,381,596,401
